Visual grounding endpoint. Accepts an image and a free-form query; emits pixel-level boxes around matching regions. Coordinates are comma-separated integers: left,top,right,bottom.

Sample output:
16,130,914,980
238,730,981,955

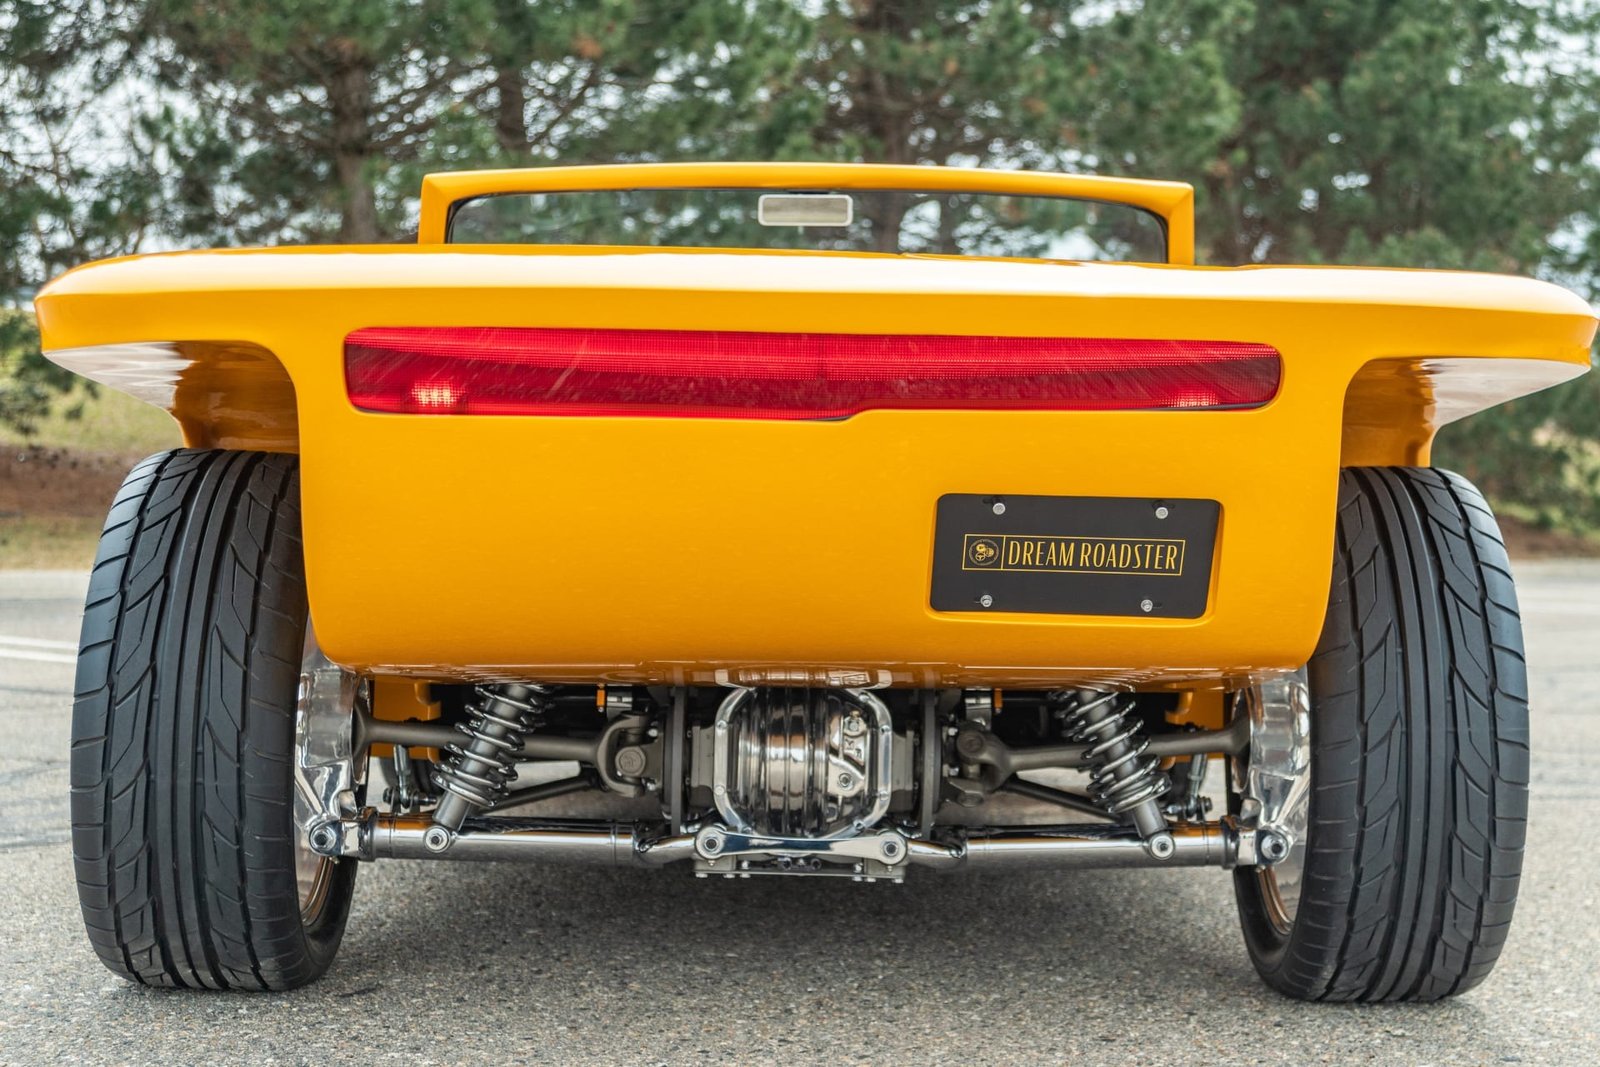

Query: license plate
930,494,1219,618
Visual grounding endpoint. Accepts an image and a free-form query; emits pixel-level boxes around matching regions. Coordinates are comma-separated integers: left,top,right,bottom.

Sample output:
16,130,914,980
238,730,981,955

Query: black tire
1234,467,1528,1002
69,448,357,991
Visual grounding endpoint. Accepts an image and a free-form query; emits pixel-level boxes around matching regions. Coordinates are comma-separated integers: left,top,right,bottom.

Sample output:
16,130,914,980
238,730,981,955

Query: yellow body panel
34,166,1595,688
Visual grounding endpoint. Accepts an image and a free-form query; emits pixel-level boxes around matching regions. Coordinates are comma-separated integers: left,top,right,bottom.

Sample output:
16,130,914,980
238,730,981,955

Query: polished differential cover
712,687,894,838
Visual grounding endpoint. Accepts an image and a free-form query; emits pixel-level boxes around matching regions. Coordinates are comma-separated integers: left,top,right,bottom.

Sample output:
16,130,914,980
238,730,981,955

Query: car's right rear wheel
1233,466,1529,1002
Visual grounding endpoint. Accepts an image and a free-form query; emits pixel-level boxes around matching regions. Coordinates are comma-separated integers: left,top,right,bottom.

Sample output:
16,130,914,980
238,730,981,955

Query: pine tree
736,1,1243,248
6,0,1599,529
1188,0,1599,270
0,0,157,433
1159,0,1600,526
141,0,494,243
781,0,1242,174
459,0,808,165
144,0,808,243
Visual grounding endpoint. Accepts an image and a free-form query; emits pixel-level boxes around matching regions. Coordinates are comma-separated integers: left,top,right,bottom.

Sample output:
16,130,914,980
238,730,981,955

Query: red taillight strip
344,327,1280,418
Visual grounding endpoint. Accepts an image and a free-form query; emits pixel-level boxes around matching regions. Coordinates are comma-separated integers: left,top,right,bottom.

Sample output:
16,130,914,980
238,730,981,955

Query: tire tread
69,448,351,991
1237,466,1528,1002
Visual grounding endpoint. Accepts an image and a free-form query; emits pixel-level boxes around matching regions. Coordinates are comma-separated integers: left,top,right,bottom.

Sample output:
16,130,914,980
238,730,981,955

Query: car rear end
34,163,1596,999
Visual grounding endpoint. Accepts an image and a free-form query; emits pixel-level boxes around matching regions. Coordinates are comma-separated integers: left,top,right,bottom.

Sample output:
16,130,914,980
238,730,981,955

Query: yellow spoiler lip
35,243,1598,328
417,161,1199,263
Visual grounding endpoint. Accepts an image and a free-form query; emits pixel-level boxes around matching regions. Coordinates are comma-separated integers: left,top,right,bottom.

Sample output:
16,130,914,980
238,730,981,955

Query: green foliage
1,1,160,433
143,0,492,243
1,0,1598,537
1163,0,1600,531
0,358,177,453
0,312,75,435
1185,0,1600,272
146,0,809,243
468,0,811,163
774,0,1247,174
1436,372,1600,530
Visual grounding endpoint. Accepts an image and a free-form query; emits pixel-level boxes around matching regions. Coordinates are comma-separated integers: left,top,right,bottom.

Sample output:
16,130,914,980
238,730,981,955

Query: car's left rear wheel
69,448,357,990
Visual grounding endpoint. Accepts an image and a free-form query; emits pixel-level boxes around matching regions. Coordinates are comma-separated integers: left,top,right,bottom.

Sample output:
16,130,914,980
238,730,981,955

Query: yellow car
36,163,1595,999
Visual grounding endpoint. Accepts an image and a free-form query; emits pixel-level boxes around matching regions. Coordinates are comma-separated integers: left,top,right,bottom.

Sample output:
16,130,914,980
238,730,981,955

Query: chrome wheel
293,622,362,924
1238,668,1312,935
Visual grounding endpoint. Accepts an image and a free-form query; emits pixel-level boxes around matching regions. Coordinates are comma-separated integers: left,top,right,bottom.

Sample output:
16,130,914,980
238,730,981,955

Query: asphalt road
2,566,1598,1066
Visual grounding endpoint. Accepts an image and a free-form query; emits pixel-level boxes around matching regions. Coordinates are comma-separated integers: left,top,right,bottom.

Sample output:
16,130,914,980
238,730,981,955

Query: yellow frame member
34,164,1595,687
418,161,1199,263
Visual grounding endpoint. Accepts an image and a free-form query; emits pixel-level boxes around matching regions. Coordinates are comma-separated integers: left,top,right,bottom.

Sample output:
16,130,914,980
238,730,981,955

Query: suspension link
1054,689,1175,859
427,683,552,849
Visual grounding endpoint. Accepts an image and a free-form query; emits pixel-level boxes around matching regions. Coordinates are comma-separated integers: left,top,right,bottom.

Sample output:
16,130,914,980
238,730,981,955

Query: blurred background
4,0,1600,567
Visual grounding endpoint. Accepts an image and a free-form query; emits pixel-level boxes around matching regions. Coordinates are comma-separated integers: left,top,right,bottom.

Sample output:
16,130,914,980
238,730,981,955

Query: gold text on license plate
961,534,1186,577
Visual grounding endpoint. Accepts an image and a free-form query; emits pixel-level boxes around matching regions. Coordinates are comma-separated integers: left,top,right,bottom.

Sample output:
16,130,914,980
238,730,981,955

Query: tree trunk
849,1,914,250
327,58,378,242
493,63,529,158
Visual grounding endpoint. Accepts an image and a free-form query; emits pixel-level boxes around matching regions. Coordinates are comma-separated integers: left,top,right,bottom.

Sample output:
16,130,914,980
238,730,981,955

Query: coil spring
1055,690,1169,817
431,684,550,810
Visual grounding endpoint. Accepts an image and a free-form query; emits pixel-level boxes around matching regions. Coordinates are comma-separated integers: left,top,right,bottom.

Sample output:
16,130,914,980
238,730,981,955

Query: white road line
0,648,77,664
1523,604,1600,619
0,635,78,651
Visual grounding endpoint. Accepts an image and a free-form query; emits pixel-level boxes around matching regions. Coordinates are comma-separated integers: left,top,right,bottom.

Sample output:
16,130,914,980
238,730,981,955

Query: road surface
2,565,1597,1065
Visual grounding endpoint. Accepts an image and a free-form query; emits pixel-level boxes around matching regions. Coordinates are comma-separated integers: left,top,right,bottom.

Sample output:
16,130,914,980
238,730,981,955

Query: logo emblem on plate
967,538,1001,567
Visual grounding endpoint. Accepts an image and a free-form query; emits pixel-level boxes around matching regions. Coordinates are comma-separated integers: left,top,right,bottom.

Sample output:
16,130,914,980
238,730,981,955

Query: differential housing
708,687,897,838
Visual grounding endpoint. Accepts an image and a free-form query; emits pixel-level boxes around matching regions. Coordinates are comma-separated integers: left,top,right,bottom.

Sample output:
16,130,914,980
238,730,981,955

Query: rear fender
1341,356,1588,467
43,338,298,452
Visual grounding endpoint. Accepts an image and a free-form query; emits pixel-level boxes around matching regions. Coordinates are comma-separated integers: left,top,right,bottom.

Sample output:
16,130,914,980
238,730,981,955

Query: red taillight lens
344,327,1280,419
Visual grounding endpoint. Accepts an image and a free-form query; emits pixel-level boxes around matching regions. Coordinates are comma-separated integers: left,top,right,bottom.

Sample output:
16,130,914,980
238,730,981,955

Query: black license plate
930,494,1219,618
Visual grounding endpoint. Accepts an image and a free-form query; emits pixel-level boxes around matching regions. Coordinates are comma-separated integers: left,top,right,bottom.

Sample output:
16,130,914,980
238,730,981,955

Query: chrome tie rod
323,814,1284,874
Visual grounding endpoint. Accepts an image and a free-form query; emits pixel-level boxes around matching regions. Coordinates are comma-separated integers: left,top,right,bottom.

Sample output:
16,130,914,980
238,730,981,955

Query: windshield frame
418,164,1197,263
443,186,1171,264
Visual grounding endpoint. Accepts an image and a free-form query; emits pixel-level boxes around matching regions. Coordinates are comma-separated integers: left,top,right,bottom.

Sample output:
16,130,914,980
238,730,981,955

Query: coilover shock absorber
1054,689,1176,859
425,683,551,851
